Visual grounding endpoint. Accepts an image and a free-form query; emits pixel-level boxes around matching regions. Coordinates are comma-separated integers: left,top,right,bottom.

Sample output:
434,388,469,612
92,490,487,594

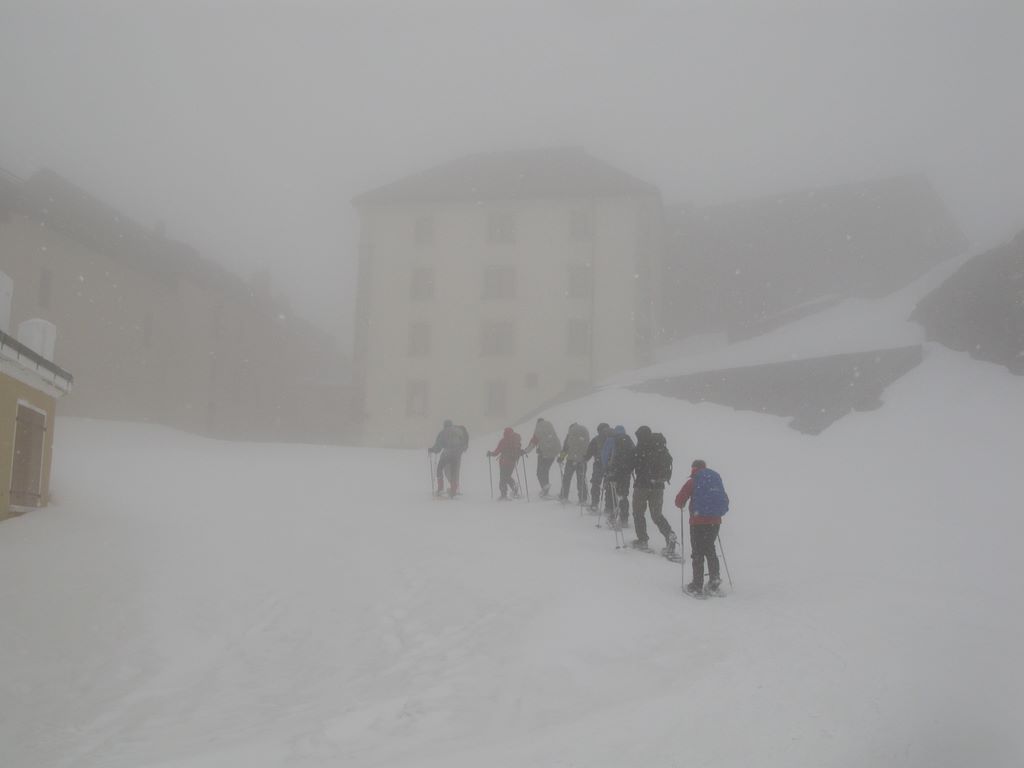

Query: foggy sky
2,0,1021,346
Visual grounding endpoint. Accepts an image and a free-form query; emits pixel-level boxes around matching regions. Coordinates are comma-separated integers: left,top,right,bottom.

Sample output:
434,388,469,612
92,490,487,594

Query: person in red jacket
487,427,523,500
674,459,728,595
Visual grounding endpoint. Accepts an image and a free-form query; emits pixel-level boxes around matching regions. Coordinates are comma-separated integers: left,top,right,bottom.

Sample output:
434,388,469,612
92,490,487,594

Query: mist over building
351,148,662,447
0,166,351,443
350,149,974,446
660,174,968,342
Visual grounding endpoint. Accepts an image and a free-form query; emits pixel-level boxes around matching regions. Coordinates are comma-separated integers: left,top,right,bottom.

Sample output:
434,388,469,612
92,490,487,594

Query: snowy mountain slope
0,343,1022,767
607,254,973,387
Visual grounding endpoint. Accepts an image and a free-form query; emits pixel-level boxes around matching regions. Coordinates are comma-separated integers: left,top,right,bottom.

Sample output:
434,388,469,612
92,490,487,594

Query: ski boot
661,533,678,557
629,539,651,551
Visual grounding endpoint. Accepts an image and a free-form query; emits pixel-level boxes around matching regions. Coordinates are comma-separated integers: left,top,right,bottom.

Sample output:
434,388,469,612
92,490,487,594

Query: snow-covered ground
2,333,1023,764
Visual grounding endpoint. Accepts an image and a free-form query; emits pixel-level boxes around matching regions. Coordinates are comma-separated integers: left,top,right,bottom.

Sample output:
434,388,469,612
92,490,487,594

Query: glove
557,452,566,464
486,451,493,458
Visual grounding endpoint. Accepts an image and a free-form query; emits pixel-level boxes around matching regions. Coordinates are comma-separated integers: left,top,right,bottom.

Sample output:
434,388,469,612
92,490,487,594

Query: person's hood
443,419,453,428
635,425,652,443
597,422,610,435
614,425,626,435
503,427,514,437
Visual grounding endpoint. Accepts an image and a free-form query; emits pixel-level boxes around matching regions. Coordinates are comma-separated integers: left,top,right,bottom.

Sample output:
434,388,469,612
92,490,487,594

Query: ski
682,586,726,599
628,543,683,563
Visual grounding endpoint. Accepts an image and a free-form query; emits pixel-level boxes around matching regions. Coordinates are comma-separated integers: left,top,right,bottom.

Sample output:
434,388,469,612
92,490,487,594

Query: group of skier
430,416,730,596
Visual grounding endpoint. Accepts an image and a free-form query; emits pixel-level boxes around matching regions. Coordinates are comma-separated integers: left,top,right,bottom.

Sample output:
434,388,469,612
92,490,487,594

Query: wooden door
11,404,46,508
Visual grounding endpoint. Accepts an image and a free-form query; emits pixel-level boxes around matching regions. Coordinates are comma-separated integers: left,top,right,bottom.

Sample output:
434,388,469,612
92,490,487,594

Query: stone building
352,148,662,447
0,167,349,443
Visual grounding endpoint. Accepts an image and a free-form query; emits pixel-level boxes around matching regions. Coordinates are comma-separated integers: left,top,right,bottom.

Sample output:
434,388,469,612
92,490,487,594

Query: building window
482,266,516,299
485,380,507,416
408,322,431,357
38,267,52,309
567,263,591,298
410,267,435,300
481,320,515,356
570,209,594,241
487,212,516,244
525,372,538,389
567,318,590,357
406,380,429,417
414,215,434,247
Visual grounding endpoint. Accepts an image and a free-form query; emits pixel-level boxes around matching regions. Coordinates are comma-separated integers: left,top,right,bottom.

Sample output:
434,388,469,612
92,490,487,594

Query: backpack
502,432,522,460
450,425,469,453
566,424,590,462
610,433,635,475
691,468,729,516
538,422,561,458
647,434,673,484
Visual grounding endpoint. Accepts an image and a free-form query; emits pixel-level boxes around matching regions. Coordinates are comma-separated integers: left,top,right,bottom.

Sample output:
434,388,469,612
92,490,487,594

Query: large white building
351,148,663,447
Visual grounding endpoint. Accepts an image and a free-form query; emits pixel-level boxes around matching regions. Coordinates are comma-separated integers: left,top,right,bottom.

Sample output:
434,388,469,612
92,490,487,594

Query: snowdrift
1,317,1022,766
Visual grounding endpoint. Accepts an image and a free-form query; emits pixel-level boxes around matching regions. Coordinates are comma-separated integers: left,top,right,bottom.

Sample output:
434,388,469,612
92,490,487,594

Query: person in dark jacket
558,422,591,504
428,420,468,498
674,459,728,594
585,423,611,512
630,426,678,554
487,427,522,499
603,425,635,529
524,418,561,497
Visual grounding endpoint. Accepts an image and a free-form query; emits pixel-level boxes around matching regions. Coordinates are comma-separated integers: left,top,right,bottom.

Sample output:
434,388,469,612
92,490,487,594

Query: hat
635,425,652,441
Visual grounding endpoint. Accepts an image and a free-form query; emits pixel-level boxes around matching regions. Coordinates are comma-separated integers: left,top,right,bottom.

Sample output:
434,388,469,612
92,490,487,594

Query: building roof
353,147,659,206
2,163,339,343
15,168,238,290
0,328,73,395
668,174,965,253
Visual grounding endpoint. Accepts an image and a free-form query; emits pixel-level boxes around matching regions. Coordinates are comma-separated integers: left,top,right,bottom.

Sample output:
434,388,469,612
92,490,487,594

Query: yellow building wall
0,371,57,521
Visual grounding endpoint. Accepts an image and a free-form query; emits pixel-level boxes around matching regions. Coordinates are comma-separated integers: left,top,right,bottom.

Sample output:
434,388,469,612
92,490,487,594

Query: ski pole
717,531,733,590
521,453,530,501
428,451,435,495
488,454,494,500
579,466,585,516
610,481,623,548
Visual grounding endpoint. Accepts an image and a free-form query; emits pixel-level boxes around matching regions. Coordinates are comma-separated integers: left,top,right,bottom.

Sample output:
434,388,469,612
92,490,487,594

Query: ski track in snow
0,345,1022,766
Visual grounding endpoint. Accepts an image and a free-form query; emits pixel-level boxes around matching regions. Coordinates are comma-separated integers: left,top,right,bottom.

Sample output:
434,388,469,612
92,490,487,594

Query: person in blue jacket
602,425,635,529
